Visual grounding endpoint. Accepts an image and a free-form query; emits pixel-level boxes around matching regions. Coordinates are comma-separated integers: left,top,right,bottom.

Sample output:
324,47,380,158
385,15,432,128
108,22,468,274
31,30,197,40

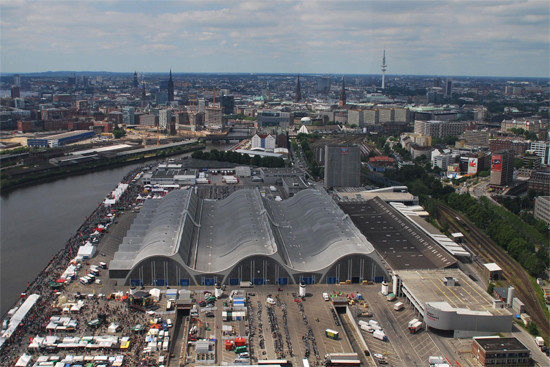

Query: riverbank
0,143,204,194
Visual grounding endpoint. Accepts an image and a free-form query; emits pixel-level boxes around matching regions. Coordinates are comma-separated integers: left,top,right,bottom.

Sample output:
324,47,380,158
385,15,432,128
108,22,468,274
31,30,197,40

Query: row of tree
296,133,322,178
378,161,548,278
446,193,548,277
191,149,284,168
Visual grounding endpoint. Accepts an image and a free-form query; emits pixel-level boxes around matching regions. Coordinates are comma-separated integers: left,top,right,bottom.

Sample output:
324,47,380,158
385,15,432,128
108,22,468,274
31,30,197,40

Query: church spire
339,75,346,107
167,69,174,102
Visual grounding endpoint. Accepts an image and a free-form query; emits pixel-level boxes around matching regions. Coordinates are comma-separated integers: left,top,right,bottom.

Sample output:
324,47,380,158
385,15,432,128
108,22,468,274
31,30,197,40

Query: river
0,142,232,316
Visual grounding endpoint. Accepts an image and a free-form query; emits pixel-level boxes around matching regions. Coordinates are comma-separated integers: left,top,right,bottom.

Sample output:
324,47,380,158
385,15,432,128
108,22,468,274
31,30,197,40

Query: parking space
354,286,442,367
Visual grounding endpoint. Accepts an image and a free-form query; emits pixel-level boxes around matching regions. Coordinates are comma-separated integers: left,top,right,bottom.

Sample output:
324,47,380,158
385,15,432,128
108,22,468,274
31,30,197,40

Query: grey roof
340,197,458,270
265,190,375,271
194,189,277,273
110,190,191,270
111,187,377,275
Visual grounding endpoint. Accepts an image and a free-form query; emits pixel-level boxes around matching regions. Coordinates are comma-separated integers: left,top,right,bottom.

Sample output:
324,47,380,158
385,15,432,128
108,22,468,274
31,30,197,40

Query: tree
112,123,126,139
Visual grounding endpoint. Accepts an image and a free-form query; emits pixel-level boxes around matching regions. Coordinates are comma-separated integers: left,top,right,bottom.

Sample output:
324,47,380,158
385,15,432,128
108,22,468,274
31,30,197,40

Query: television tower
294,75,301,103
381,49,387,89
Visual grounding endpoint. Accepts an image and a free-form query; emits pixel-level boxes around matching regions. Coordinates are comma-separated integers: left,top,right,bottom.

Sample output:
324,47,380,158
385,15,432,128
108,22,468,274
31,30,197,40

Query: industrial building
27,130,94,148
335,186,418,205
340,198,459,271
472,337,530,366
109,188,387,286
324,144,361,188
397,269,513,337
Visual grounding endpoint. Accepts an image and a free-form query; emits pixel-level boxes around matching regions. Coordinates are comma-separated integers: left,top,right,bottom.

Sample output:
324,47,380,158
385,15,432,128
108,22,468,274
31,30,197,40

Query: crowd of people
0,167,155,366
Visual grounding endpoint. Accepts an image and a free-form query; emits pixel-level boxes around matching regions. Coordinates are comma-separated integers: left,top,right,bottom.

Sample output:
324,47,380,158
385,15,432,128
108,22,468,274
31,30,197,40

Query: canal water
0,143,231,316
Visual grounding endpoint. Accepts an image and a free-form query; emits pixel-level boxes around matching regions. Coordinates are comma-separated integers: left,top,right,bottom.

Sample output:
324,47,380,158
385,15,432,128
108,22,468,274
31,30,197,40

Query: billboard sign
468,158,478,175
341,147,349,155
491,155,502,172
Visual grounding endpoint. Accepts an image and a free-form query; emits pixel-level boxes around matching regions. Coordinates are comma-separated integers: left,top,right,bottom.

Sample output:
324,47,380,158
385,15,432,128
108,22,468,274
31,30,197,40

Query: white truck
535,336,545,347
322,292,330,301
394,302,404,311
409,321,423,334
373,330,387,341
360,324,374,333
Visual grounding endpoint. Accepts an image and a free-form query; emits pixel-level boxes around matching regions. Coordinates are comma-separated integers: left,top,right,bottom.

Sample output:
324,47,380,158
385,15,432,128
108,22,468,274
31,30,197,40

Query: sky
1,0,549,77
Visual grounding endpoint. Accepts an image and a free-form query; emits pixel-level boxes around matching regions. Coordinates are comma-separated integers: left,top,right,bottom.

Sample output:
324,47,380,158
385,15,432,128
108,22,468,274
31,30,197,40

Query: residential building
414,120,469,139
462,129,489,148
324,145,361,188
489,139,529,156
501,119,546,134
530,141,550,165
534,196,550,225
529,169,550,195
251,133,276,151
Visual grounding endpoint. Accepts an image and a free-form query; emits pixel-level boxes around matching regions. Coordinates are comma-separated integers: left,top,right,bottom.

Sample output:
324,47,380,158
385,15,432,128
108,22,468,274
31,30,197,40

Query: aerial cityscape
0,1,549,367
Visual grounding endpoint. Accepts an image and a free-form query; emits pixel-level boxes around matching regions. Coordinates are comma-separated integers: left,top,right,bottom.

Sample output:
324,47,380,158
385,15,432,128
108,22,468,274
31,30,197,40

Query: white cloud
0,0,548,76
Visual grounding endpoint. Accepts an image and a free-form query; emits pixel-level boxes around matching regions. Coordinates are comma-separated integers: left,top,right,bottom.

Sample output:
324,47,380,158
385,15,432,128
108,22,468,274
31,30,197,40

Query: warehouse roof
111,188,377,275
340,197,457,270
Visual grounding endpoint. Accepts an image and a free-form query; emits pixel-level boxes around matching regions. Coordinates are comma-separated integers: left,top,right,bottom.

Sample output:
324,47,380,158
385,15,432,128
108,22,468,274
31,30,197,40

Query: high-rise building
445,79,453,97
13,74,21,87
530,141,550,165
324,145,361,188
339,76,346,107
11,86,20,99
205,106,223,129
317,76,331,93
220,94,235,115
381,49,387,89
167,70,174,102
123,107,135,125
159,109,172,130
294,75,302,103
490,150,514,186
133,71,138,88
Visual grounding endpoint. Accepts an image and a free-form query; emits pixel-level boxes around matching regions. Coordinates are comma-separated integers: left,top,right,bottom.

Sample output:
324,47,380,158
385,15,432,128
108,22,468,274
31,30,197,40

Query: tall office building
295,75,302,102
317,76,331,93
490,150,514,186
445,79,453,97
381,49,387,89
133,71,138,88
339,76,346,108
13,74,21,87
167,70,174,102
324,145,361,188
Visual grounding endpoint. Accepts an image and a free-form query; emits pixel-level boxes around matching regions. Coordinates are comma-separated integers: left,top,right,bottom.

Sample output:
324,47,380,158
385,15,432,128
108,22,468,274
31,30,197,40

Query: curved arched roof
110,189,191,271
265,189,375,271
194,189,277,273
110,187,377,277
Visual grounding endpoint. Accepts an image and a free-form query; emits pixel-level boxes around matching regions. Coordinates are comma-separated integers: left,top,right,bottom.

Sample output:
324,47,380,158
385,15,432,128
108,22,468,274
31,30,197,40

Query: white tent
15,353,31,367
149,288,161,302
77,243,96,259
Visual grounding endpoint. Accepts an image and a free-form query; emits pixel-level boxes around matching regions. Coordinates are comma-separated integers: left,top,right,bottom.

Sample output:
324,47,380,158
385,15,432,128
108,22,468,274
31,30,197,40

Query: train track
435,203,549,339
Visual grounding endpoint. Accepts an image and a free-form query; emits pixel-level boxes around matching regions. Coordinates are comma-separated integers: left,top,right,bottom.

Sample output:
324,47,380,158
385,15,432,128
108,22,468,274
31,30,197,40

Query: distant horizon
1,70,548,81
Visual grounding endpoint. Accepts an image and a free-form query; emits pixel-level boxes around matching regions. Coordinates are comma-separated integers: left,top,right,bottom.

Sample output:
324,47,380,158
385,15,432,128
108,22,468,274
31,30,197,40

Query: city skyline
0,1,549,78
